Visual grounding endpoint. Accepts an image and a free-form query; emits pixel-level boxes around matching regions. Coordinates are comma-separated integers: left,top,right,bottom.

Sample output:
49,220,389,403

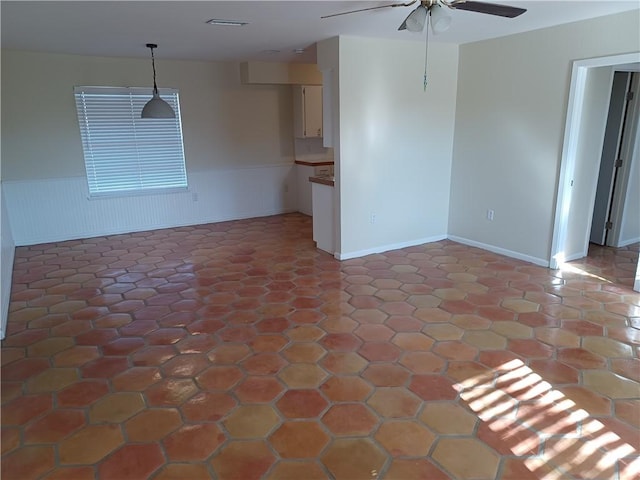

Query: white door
590,72,632,245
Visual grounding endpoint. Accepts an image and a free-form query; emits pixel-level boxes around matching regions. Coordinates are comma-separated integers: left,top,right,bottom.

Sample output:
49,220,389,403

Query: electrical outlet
192,192,199,202
370,213,377,224
487,209,494,221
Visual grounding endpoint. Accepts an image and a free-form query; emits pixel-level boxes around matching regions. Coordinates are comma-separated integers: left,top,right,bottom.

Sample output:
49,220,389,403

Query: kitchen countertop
309,175,335,187
295,160,335,166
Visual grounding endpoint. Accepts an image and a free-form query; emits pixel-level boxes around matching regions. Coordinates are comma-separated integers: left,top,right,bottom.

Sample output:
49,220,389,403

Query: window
74,86,187,197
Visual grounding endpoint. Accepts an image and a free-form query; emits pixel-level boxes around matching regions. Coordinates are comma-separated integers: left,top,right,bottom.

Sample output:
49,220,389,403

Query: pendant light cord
423,14,430,91
149,45,159,95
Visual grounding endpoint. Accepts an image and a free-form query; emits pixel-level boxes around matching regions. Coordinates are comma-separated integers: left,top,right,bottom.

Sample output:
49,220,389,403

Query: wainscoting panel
4,164,297,246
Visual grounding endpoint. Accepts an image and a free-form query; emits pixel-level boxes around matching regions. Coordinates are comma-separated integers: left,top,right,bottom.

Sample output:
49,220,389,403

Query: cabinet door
296,165,313,216
294,86,323,138
303,86,323,138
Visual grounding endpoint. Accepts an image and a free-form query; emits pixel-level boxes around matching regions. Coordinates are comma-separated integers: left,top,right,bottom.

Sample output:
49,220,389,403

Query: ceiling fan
322,0,527,32
322,0,526,89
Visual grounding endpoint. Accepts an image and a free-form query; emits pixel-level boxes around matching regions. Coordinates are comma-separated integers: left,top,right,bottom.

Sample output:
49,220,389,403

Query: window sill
87,187,189,200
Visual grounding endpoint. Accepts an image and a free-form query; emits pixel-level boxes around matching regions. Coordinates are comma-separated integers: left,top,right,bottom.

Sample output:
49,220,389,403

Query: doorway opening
550,52,640,292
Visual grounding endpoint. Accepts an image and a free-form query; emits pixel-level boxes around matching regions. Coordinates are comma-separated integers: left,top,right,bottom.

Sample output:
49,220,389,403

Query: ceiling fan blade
451,1,526,18
321,1,417,19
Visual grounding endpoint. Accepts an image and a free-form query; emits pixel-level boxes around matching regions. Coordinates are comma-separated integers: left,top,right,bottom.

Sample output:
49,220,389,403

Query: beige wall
1,50,295,181
449,11,640,264
320,36,458,258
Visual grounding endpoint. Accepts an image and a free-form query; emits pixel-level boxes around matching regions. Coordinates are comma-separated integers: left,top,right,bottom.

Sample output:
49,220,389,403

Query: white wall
449,11,640,266
0,183,16,339
1,50,297,245
3,167,295,245
563,66,613,260
322,36,458,259
317,37,342,254
618,117,640,246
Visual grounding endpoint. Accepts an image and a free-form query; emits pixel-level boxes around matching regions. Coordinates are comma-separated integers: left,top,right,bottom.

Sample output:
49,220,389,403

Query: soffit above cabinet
240,61,322,85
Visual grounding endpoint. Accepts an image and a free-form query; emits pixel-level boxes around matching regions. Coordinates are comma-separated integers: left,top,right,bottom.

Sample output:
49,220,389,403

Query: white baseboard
562,251,587,263
447,235,550,267
617,236,640,248
335,235,447,261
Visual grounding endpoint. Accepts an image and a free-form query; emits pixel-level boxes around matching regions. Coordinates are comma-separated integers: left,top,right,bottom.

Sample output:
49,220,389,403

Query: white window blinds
74,86,187,196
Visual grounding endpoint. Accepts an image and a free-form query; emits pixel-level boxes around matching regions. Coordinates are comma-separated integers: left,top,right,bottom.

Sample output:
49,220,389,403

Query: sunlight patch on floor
456,359,637,479
559,261,613,283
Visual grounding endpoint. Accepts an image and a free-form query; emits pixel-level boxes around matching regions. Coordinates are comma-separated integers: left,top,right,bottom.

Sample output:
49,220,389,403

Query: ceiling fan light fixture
430,4,452,34
141,43,175,119
405,5,428,32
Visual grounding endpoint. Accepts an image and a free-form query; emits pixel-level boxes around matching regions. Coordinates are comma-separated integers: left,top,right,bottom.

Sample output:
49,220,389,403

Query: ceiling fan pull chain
423,15,430,91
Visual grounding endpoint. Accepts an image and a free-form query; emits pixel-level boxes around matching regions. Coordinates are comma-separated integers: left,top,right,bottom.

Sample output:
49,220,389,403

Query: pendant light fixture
141,43,175,119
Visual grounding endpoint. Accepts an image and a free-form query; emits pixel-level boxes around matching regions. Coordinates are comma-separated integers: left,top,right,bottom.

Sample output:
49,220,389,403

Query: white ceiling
2,1,639,64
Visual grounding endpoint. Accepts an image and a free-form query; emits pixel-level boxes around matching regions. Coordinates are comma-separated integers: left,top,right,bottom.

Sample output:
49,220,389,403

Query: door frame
550,52,640,270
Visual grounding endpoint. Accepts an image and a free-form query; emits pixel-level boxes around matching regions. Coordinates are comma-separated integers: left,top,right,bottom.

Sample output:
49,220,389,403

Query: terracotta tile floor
2,213,639,480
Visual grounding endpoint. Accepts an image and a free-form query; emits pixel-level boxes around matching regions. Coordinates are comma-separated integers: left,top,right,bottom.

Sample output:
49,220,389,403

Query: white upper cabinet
293,85,323,139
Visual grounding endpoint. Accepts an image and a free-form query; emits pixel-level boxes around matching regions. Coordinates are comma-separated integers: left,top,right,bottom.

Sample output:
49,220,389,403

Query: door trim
550,52,640,270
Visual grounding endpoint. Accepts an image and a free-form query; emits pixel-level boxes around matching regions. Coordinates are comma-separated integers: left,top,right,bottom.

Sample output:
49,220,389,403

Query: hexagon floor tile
2,214,639,479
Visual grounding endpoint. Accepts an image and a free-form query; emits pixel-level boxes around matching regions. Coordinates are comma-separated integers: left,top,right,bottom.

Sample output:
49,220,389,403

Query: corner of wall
1,183,16,339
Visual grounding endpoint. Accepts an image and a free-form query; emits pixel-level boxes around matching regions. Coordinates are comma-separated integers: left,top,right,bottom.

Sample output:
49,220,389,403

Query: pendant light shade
142,43,175,119
405,5,428,32
141,92,175,118
430,5,452,34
